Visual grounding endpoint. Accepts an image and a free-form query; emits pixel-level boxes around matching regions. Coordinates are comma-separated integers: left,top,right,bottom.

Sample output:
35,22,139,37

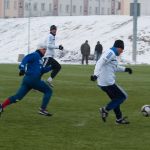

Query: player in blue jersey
91,40,133,124
0,43,53,117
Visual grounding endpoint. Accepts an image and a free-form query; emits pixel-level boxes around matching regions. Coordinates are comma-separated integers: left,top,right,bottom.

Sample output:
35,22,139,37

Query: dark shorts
100,84,127,100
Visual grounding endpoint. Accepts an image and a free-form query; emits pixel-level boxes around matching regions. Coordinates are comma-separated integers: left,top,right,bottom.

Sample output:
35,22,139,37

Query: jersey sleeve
41,66,52,74
19,53,35,71
116,65,126,72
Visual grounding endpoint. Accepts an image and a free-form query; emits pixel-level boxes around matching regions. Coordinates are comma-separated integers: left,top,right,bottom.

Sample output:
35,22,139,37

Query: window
41,3,45,11
25,3,29,10
14,1,17,9
89,7,92,15
107,8,110,15
6,0,10,9
34,3,37,11
95,7,99,14
73,5,76,13
19,2,23,8
101,7,104,15
59,4,62,12
49,3,52,12
66,5,69,13
80,6,82,14
118,2,121,10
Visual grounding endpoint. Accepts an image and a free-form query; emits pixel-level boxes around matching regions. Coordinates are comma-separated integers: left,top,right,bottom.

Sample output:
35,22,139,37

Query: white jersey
94,48,125,86
44,33,59,58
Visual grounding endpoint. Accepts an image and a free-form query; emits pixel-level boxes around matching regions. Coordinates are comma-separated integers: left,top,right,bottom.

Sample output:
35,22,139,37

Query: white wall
139,0,150,16
23,0,53,17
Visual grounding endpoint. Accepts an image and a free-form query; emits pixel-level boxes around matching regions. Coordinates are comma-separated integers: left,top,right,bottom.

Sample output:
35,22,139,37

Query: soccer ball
141,105,150,117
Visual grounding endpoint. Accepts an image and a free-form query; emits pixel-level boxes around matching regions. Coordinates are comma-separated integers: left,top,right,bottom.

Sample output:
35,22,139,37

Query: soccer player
43,25,63,87
91,40,132,124
0,43,53,117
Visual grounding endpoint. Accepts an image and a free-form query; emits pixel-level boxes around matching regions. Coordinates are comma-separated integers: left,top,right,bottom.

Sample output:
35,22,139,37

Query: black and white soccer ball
141,105,150,117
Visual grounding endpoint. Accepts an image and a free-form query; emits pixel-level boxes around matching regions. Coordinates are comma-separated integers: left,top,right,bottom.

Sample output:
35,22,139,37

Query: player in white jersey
43,25,63,87
91,40,132,124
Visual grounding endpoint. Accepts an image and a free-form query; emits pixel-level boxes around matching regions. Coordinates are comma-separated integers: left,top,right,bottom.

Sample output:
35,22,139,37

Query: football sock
2,98,11,109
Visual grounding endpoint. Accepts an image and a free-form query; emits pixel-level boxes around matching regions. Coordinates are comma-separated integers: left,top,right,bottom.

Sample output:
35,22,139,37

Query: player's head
50,25,57,36
37,43,47,56
113,40,124,55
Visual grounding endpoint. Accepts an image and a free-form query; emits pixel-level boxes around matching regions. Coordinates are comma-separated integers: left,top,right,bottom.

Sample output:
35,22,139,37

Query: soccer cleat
116,116,130,125
99,107,108,122
38,108,53,116
0,104,3,117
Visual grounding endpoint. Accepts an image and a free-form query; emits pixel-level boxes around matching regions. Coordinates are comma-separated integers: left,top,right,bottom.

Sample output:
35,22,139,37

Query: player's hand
90,75,97,81
19,70,25,76
59,45,63,50
125,68,132,74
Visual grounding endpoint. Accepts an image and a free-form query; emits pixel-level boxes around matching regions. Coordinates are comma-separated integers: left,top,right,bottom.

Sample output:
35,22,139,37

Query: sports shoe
116,116,130,125
38,108,53,116
0,104,3,117
99,107,108,122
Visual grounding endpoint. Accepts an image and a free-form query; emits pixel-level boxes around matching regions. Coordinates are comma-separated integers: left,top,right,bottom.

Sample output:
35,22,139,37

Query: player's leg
43,57,53,86
50,58,61,79
112,85,129,124
33,80,53,116
0,84,31,115
113,106,122,120
102,84,127,110
44,57,61,87
100,84,127,122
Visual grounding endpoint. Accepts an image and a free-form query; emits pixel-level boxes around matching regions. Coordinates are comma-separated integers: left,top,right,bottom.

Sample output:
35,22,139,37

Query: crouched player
91,40,132,124
0,43,53,117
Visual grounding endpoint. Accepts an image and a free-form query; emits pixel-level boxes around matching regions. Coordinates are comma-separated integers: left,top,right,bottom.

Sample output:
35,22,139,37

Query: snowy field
0,15,150,64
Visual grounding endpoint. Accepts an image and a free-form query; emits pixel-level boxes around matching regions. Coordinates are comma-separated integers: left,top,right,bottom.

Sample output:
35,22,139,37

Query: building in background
137,0,150,16
0,0,3,17
0,0,122,18
120,0,150,16
0,0,24,18
120,0,130,16
24,0,53,17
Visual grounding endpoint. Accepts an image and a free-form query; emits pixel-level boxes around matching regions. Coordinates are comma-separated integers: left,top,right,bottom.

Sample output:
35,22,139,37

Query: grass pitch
0,64,150,150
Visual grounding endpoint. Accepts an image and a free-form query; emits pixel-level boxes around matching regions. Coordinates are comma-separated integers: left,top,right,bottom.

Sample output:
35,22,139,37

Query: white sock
47,77,52,83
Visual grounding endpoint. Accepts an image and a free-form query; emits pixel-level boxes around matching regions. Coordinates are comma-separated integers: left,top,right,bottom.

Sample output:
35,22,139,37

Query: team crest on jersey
106,52,113,59
39,59,43,65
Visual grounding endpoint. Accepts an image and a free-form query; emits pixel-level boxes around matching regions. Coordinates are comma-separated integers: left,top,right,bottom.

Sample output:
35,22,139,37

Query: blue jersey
19,50,51,77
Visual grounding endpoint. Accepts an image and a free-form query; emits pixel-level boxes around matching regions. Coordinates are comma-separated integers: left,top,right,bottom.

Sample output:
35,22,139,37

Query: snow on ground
0,15,150,64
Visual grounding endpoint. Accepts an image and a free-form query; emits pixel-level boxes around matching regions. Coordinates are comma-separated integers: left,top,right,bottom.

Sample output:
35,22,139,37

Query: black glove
125,68,132,74
90,75,97,81
19,70,25,76
59,45,63,50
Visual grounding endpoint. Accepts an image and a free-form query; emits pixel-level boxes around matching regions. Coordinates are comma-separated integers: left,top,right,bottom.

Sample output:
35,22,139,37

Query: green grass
0,64,150,150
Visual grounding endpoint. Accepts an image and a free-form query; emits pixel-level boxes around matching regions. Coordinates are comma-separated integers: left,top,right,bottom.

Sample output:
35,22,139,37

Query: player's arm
19,54,35,76
47,35,63,50
41,66,52,74
116,65,132,74
116,65,126,72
